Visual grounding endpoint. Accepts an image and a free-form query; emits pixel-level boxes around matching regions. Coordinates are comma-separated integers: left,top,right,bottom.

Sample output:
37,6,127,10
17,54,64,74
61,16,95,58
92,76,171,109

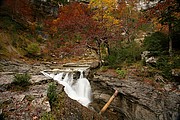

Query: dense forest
0,0,180,120
0,0,179,81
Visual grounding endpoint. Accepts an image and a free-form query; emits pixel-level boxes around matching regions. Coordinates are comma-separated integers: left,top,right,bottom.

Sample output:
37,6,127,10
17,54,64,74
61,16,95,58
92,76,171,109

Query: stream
41,67,92,107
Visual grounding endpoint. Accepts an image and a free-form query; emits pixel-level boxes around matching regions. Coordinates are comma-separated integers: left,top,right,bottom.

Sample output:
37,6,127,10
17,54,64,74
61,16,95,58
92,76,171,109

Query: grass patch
25,43,41,57
99,66,109,72
41,112,56,120
13,73,31,86
116,68,127,79
9,73,31,91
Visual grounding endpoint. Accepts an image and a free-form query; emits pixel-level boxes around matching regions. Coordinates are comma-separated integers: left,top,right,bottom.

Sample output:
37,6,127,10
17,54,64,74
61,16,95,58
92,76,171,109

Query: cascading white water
41,68,92,107
54,73,63,82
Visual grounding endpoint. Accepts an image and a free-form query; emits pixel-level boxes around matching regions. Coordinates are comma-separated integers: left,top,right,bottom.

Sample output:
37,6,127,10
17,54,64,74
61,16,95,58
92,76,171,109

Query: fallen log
99,90,118,114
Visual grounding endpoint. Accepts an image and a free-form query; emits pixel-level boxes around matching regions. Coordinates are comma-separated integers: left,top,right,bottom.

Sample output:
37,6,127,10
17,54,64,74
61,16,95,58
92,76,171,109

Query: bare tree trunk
169,36,172,57
168,21,173,57
168,7,173,57
97,41,102,66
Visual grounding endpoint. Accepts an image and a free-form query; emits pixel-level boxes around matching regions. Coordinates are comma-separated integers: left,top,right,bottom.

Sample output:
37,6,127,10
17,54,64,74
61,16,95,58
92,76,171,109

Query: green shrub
116,68,127,79
156,56,172,80
143,32,169,56
13,73,31,87
156,57,169,70
172,55,180,68
26,43,40,56
99,66,109,72
47,83,58,106
105,48,120,68
41,112,55,120
105,42,142,68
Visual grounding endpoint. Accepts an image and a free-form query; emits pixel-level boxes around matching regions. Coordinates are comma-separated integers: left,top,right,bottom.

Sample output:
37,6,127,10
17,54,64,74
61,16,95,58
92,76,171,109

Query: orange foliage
45,2,95,37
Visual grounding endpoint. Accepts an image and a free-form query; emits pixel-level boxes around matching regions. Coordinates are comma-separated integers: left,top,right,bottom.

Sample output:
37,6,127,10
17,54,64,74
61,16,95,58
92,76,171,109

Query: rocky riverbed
0,60,180,120
0,60,103,120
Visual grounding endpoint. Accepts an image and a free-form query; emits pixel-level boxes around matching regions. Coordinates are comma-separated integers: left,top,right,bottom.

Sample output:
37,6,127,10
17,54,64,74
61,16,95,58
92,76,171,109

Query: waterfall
79,69,84,79
41,68,92,107
54,73,63,82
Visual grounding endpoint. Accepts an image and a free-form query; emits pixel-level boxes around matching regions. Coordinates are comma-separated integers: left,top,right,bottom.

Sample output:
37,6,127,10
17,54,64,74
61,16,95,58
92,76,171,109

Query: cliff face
90,69,180,120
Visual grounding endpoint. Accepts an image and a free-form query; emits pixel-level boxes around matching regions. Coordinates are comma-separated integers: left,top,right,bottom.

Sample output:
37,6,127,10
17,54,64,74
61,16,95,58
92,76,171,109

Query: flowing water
41,68,92,107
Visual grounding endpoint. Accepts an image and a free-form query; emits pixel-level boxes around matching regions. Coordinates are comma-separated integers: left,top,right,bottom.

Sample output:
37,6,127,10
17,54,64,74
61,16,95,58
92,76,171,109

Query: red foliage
45,2,93,34
44,2,101,57
145,0,179,33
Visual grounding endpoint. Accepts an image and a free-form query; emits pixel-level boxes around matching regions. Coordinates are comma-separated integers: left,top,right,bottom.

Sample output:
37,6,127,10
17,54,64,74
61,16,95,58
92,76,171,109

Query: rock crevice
90,72,180,120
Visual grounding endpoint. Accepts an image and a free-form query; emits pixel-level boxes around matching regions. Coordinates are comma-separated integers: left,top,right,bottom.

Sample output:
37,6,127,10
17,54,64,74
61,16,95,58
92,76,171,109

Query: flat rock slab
0,84,51,120
0,73,14,85
30,75,52,84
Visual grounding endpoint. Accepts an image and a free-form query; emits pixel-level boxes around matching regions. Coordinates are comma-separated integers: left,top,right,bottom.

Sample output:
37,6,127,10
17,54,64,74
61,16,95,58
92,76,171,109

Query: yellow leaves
90,0,117,11
89,0,119,26
103,14,119,25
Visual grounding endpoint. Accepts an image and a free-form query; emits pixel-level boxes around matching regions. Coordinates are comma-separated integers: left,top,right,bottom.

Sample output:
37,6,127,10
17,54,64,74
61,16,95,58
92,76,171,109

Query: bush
156,56,172,80
13,73,31,87
47,83,58,106
143,32,169,56
116,68,127,78
99,66,109,72
172,55,180,68
105,48,120,68
26,43,40,56
105,42,142,68
41,112,55,120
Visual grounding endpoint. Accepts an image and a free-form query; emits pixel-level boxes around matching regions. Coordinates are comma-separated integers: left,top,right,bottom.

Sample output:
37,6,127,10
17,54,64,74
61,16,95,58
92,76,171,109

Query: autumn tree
45,2,97,57
145,0,180,56
116,0,151,44
89,0,120,64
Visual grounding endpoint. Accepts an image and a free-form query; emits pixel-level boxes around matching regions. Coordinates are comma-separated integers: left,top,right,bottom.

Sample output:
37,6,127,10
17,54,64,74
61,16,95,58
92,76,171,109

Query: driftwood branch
99,90,118,114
